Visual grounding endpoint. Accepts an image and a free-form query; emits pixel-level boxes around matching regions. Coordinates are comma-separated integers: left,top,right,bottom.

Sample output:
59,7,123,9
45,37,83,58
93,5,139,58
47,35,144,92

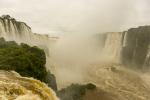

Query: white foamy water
0,71,59,100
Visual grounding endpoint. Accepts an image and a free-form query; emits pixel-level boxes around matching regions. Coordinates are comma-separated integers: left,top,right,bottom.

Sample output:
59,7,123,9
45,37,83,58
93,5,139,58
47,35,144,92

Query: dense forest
0,38,48,83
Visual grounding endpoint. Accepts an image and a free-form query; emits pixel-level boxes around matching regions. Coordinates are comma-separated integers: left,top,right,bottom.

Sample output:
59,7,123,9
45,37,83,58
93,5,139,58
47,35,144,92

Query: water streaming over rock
102,32,124,63
101,26,150,69
0,15,58,56
1,15,150,100
0,70,59,100
0,15,60,100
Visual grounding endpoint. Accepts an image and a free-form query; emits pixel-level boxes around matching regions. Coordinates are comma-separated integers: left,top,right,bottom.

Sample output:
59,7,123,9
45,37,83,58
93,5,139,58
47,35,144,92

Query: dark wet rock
46,70,58,91
57,83,96,100
100,26,150,70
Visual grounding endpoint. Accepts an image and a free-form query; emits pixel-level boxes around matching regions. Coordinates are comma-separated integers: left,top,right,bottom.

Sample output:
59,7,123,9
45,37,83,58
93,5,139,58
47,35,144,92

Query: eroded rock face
121,26,150,69
101,26,150,69
0,70,59,100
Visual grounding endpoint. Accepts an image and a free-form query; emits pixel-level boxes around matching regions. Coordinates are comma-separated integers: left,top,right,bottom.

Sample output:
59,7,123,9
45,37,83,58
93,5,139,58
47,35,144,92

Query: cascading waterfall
102,32,123,63
0,15,55,49
101,26,150,69
0,15,59,100
0,15,58,64
0,15,31,43
1,15,150,100
0,70,59,100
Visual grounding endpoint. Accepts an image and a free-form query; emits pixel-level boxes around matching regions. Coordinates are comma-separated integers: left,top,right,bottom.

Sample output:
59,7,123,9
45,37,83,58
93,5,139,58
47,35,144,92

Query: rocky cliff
101,26,150,70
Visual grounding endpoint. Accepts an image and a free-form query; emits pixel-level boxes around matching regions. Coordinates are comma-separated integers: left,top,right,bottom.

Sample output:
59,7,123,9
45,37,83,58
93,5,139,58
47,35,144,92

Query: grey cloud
0,0,150,34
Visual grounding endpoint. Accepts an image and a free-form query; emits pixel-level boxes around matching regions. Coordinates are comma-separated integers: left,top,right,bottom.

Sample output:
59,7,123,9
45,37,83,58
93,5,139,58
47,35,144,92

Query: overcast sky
0,0,150,34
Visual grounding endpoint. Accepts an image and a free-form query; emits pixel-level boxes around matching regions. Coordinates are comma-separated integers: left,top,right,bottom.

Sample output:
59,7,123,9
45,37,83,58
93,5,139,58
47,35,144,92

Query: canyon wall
1,15,150,70
101,26,150,69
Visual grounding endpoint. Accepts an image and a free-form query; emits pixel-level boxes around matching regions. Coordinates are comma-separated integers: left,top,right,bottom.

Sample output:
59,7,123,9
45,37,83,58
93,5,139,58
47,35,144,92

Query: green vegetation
0,38,47,82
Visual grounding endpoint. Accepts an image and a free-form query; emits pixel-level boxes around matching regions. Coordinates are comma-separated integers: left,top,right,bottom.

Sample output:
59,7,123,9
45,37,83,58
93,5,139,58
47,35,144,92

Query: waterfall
0,15,52,47
0,70,59,100
102,32,124,63
0,15,58,58
0,15,60,99
100,26,150,69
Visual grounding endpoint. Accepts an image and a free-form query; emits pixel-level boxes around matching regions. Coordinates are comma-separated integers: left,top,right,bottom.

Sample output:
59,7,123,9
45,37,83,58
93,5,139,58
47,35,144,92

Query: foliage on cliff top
0,38,47,82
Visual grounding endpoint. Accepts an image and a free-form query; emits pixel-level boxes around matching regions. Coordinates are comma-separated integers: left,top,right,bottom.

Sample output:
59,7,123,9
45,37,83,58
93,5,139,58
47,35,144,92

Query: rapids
0,70,59,100
85,63,150,100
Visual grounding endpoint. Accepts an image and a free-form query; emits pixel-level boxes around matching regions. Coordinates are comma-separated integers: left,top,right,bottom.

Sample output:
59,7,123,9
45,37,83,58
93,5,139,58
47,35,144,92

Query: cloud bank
0,0,150,34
